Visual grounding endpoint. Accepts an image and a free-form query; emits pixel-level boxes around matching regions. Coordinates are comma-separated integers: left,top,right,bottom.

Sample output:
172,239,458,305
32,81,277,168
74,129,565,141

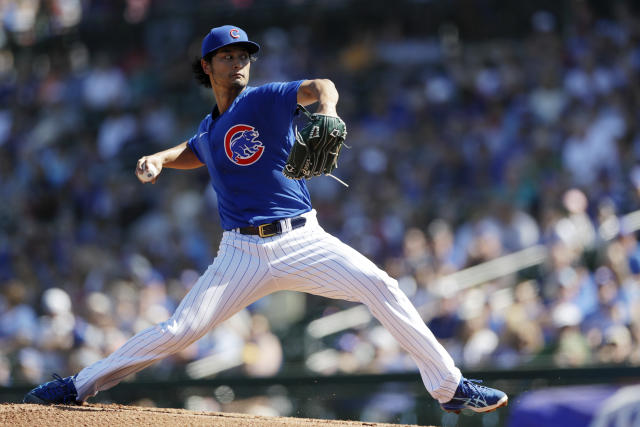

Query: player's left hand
283,104,348,183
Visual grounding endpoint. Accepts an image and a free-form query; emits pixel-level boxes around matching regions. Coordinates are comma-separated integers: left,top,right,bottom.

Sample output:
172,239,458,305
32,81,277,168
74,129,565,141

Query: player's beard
230,79,246,90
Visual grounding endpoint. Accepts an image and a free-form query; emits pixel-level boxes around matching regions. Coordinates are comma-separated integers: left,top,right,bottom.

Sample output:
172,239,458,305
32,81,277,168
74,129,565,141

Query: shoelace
458,379,489,398
34,374,77,403
463,378,483,387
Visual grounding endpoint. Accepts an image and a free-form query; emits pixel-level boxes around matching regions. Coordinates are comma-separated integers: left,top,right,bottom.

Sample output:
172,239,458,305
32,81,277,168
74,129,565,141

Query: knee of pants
349,276,401,305
371,273,401,293
371,275,407,304
157,316,209,347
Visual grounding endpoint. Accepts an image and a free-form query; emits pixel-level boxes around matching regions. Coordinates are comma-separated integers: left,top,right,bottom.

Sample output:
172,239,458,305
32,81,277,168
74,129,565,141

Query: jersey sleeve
263,80,305,121
186,116,210,164
187,134,204,163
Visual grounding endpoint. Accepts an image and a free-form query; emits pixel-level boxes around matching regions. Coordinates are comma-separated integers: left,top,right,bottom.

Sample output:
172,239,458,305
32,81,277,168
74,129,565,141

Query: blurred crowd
1,0,640,416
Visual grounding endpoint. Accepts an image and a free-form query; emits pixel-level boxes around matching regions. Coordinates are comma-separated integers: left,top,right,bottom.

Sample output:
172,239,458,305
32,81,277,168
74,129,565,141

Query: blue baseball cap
201,25,260,58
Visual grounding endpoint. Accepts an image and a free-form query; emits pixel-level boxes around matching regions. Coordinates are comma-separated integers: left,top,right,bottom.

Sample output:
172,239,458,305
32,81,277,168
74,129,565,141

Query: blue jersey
187,80,312,230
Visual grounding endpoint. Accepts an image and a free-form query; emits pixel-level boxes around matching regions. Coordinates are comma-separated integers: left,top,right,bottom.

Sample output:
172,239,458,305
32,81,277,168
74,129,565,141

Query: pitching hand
135,155,163,184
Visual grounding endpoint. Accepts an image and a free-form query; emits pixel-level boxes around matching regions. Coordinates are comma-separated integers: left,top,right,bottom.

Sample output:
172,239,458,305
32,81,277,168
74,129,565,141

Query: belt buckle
258,223,276,238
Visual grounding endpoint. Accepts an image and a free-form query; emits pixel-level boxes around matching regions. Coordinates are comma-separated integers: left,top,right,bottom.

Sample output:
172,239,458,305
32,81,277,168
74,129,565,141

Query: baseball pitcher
24,25,507,415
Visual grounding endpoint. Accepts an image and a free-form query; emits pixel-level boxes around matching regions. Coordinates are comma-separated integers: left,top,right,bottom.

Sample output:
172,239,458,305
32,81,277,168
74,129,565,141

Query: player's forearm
298,79,339,116
314,79,339,115
156,142,203,169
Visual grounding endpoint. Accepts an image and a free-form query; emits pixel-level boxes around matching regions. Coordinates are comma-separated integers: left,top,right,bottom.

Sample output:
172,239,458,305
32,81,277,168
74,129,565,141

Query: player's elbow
315,78,335,89
298,79,338,106
314,79,337,97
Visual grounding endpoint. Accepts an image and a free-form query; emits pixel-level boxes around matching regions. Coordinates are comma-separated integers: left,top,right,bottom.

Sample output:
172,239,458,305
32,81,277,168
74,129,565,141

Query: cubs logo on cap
201,25,260,58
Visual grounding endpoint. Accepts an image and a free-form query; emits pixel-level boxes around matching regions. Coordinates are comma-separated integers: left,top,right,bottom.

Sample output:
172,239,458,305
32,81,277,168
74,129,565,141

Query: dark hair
192,52,215,88
191,50,258,88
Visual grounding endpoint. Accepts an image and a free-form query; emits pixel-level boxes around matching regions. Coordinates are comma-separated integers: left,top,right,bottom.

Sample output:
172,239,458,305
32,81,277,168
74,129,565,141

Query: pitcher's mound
0,403,435,426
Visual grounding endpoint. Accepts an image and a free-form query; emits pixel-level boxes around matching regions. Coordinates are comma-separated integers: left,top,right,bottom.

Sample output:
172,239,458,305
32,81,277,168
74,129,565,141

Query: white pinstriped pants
74,210,461,403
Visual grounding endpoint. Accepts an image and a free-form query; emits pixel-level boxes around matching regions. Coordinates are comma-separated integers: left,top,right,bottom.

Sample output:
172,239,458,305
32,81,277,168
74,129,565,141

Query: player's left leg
271,212,507,412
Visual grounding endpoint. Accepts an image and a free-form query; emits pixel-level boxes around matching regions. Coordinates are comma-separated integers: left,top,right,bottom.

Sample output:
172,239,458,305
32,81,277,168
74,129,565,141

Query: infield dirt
0,403,437,426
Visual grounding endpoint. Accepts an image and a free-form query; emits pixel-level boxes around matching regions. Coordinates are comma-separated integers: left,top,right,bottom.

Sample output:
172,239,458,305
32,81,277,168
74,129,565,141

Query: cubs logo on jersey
224,124,264,166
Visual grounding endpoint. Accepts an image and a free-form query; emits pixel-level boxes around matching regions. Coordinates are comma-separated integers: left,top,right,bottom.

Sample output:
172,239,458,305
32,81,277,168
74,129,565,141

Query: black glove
283,104,348,184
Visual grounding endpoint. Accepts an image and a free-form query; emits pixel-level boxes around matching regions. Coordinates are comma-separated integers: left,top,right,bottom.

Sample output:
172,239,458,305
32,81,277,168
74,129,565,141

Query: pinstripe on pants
74,210,461,403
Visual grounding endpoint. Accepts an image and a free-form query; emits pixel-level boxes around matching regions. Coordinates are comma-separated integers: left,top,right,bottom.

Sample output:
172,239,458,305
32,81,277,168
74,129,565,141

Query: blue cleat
440,377,508,413
23,374,79,405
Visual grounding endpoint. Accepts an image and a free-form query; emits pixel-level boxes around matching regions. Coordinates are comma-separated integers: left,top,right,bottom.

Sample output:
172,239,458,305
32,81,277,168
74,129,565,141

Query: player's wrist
315,103,338,116
153,152,171,167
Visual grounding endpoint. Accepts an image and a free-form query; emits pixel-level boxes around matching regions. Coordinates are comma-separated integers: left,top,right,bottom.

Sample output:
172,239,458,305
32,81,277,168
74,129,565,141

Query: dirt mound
0,403,433,426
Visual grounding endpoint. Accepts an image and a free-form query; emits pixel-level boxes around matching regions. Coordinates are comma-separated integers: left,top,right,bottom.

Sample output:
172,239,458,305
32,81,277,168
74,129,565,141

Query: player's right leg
23,232,277,404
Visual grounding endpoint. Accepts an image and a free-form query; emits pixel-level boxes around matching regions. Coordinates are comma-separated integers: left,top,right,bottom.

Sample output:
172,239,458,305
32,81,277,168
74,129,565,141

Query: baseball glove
283,104,348,186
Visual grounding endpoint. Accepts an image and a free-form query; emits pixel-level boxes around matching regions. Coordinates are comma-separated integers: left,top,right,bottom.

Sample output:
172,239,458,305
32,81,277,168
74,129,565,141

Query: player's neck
212,85,245,114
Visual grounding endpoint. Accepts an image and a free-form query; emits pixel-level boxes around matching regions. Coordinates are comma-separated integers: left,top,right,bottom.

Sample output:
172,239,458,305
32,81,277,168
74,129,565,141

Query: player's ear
201,58,212,75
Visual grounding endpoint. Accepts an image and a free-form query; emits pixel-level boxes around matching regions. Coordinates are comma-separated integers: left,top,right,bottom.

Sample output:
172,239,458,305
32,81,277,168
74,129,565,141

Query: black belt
237,216,307,238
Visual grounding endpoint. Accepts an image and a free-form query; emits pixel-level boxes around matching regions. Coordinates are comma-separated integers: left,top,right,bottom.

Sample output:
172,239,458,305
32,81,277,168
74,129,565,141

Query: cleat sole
470,395,509,413
23,393,80,406
23,394,47,405
441,395,508,414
